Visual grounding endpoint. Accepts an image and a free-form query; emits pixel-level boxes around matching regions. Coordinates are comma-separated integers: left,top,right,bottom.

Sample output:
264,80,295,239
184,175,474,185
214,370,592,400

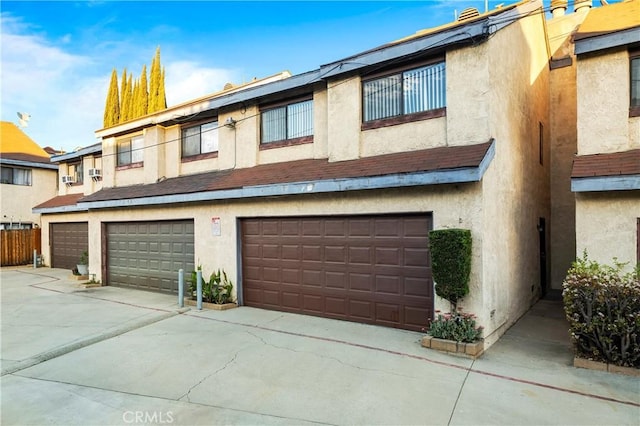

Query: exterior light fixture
224,117,237,129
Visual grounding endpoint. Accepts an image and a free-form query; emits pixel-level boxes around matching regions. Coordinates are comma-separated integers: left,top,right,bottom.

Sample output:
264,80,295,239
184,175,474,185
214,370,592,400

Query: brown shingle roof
0,152,52,164
34,193,86,209
82,142,492,203
571,149,640,178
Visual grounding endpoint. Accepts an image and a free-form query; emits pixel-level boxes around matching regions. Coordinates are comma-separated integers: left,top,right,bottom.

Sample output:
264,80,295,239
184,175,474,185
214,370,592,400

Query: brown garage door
241,215,433,331
106,220,195,294
50,222,88,270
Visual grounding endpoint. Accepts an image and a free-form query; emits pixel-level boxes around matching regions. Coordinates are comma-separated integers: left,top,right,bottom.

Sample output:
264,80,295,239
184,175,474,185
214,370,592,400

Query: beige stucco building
34,143,102,270
33,0,640,349
568,0,639,272
1,122,58,229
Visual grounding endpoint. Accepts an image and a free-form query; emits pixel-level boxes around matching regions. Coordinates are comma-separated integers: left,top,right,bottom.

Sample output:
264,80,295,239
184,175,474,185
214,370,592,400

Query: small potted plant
77,251,89,276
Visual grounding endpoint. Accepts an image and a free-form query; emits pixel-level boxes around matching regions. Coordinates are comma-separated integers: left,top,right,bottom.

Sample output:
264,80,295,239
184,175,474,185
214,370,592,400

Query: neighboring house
568,0,640,269
33,143,103,270
64,0,551,348
0,121,58,230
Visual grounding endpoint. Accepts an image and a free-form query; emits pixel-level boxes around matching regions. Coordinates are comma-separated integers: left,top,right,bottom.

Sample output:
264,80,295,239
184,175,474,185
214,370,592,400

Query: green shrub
189,267,235,304
428,310,483,343
429,228,472,310
562,253,640,368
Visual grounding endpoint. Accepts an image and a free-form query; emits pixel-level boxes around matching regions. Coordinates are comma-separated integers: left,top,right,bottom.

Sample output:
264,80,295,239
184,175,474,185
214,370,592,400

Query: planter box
574,357,639,377
184,298,237,311
421,335,484,359
81,282,102,288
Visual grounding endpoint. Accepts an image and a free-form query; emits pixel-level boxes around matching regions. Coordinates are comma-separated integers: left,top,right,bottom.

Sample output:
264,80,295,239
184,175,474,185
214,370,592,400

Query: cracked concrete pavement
1,266,639,425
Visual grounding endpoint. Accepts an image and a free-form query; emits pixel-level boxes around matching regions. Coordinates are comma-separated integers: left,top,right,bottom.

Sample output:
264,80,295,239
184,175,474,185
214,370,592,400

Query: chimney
574,0,593,13
551,0,568,17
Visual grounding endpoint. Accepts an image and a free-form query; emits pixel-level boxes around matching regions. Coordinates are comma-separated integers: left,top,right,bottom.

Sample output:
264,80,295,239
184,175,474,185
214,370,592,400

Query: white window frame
182,121,219,158
117,135,144,166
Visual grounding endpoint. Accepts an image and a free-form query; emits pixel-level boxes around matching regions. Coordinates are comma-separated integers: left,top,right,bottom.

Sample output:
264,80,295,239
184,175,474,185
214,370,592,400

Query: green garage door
106,220,194,294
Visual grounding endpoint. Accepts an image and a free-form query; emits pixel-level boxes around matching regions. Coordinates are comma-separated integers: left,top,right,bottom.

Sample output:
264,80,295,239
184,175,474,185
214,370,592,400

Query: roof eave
95,70,324,139
0,158,58,170
571,174,640,192
318,0,542,79
78,141,495,210
574,26,640,55
32,204,89,214
51,143,102,163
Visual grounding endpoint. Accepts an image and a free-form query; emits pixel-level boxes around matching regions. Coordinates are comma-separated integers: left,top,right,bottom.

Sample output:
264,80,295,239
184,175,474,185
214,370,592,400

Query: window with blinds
363,61,446,123
0,167,31,186
261,99,313,144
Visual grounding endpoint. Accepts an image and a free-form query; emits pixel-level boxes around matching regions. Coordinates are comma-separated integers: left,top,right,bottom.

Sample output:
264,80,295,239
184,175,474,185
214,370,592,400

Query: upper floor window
117,135,144,167
182,121,218,158
0,166,31,186
261,98,313,145
68,161,83,184
631,53,640,116
362,61,446,124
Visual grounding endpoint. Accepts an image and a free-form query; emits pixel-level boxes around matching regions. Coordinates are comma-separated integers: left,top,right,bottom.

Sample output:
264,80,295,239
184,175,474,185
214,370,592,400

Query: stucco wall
86,5,555,349
548,62,578,289
40,212,90,267
575,192,639,271
88,184,485,316
577,49,640,155
1,167,57,227
546,10,587,290
481,10,551,345
58,155,103,196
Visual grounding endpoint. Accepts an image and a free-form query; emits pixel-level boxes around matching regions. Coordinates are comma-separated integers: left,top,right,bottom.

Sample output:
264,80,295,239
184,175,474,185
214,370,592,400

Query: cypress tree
103,69,120,127
124,73,133,121
139,64,148,116
102,47,167,124
119,68,128,123
160,66,167,109
149,47,160,113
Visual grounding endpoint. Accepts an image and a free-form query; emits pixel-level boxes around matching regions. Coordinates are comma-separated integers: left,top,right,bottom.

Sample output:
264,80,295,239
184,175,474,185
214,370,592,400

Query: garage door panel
375,275,400,294
107,220,194,294
377,303,401,323
326,271,346,289
241,215,433,331
349,300,374,320
51,222,88,270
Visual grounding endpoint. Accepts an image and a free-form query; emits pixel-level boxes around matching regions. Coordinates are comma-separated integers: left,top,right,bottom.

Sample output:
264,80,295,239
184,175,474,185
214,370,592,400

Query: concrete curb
1,308,189,376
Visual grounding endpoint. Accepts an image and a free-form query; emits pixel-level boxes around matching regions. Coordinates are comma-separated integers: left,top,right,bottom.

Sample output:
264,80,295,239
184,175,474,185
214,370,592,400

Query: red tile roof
34,193,86,209
82,142,492,203
572,149,640,178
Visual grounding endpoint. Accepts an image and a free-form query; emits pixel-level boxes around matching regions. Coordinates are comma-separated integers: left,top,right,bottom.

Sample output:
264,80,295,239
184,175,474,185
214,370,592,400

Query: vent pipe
574,0,593,13
550,0,568,17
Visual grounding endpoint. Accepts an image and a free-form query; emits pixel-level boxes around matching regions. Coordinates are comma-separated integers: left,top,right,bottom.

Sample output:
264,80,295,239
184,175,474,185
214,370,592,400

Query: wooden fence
0,228,41,266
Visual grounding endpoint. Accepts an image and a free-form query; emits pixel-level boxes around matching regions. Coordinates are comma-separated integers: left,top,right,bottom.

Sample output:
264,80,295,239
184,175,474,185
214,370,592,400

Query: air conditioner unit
61,175,75,185
88,168,102,178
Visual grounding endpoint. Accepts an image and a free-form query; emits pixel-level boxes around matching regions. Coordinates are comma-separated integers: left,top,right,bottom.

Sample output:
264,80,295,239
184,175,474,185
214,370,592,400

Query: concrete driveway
1,267,638,425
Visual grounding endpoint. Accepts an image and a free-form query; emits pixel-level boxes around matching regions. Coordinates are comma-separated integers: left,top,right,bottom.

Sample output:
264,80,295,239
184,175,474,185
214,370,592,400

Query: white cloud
164,61,241,106
1,13,242,152
1,13,100,151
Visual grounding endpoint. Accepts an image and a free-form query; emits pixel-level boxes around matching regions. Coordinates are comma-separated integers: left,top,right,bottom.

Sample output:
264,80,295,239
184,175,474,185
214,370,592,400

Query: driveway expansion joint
1,310,178,376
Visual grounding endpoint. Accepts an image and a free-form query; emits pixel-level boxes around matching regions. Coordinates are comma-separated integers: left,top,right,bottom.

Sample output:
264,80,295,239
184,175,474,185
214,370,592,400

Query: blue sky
1,0,555,152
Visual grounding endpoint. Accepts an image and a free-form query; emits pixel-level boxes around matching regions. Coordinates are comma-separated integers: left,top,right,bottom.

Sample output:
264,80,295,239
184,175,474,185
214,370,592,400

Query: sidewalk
1,267,638,425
